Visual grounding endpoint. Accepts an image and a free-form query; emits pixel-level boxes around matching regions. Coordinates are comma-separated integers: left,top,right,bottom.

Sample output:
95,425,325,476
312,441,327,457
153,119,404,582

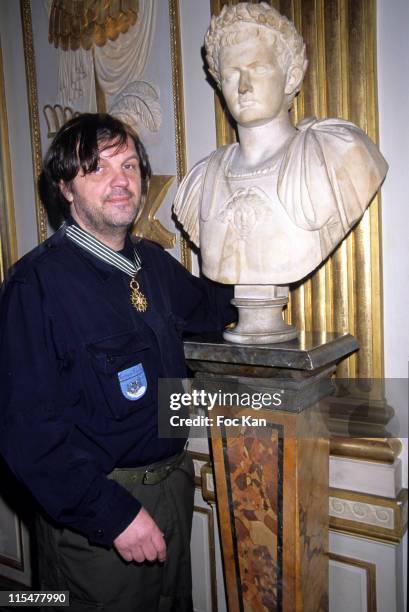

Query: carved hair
205,2,307,103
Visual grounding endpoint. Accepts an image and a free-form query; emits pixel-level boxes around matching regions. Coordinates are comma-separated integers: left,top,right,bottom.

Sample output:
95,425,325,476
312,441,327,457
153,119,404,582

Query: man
0,113,233,611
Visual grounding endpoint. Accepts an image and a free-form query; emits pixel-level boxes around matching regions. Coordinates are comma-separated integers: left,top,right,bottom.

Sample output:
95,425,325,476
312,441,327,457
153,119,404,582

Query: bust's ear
59,180,74,203
285,66,304,96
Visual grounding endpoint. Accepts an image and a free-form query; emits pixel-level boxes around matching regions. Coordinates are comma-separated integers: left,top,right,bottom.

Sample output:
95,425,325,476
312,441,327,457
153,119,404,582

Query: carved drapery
210,0,383,384
51,0,158,134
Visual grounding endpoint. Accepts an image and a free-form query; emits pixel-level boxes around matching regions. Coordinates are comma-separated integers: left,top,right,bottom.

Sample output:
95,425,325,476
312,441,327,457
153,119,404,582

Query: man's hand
113,507,166,563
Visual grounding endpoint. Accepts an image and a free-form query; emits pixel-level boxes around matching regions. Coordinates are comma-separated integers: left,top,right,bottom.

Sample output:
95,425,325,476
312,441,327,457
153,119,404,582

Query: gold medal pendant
130,278,148,312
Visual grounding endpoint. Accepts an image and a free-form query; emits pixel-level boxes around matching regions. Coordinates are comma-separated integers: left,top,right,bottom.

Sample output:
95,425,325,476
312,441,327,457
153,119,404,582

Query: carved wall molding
329,553,377,612
193,505,218,612
0,40,18,277
0,513,24,572
330,436,402,464
330,497,394,530
329,487,408,543
20,0,47,244
168,0,191,271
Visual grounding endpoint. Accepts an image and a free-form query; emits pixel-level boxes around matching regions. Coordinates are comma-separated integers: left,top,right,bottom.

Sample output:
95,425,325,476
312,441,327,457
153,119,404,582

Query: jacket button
107,356,115,364
96,529,104,537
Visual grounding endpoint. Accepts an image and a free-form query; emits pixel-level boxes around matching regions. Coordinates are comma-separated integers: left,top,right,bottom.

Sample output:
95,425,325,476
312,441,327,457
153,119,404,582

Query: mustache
103,188,134,200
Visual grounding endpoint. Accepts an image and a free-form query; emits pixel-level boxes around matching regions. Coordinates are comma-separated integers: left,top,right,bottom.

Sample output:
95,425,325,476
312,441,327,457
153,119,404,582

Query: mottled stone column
184,332,358,612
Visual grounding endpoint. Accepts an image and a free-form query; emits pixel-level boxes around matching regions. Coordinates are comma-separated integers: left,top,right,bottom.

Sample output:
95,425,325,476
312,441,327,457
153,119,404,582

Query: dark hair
38,113,151,227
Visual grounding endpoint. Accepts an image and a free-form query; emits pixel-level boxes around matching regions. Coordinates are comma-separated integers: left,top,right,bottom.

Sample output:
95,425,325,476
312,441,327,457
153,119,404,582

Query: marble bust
174,2,387,343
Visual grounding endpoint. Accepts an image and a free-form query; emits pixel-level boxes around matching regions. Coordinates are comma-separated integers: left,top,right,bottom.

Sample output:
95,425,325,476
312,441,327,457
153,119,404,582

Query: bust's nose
238,70,253,95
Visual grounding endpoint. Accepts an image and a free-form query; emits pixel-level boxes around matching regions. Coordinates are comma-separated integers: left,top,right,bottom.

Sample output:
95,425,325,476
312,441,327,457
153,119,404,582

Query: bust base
224,285,298,344
223,321,298,344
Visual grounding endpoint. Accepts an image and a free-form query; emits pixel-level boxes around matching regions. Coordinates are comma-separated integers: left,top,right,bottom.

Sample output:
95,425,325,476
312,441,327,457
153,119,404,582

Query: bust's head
205,2,308,124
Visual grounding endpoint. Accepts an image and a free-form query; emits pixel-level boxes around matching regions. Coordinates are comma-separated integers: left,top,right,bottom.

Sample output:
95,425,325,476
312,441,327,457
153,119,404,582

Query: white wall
377,1,409,608
377,0,408,486
180,0,216,169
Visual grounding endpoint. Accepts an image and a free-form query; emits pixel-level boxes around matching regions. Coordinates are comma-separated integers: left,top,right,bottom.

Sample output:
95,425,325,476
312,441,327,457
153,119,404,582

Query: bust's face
233,203,256,236
219,35,287,128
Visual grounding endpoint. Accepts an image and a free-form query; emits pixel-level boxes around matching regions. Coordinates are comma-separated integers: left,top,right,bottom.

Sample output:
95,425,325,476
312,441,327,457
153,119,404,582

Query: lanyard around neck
65,223,148,312
65,223,141,277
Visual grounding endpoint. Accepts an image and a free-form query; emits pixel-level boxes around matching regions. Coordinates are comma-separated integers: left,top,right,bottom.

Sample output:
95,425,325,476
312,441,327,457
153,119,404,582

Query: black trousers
36,454,195,612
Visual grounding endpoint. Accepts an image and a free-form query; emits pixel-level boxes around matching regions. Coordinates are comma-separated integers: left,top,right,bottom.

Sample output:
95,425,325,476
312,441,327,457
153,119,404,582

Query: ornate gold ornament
130,278,148,312
132,175,176,249
330,437,402,463
48,0,139,51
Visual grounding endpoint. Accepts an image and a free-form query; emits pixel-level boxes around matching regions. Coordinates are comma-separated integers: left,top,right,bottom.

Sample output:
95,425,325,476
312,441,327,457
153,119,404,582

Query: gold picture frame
20,0,46,245
0,38,17,280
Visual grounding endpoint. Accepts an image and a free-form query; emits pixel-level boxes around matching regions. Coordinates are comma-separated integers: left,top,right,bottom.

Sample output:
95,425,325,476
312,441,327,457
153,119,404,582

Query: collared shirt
0,222,234,547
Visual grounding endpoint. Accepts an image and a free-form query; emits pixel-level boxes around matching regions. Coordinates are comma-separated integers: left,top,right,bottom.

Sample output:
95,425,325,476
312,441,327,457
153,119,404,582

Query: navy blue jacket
0,224,234,547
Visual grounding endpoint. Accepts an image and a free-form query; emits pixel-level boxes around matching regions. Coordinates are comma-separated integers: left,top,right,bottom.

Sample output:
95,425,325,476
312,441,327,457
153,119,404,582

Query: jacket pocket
87,330,152,420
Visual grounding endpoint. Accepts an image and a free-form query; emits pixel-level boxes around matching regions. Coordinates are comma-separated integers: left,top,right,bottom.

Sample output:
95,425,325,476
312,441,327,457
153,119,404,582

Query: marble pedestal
223,285,298,345
184,332,358,612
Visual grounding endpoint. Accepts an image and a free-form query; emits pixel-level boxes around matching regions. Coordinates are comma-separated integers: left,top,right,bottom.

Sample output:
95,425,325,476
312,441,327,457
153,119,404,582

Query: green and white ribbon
65,223,141,277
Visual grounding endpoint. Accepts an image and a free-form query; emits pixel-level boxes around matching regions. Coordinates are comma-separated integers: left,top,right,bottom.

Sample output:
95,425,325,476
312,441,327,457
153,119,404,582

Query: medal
130,278,148,312
66,223,148,312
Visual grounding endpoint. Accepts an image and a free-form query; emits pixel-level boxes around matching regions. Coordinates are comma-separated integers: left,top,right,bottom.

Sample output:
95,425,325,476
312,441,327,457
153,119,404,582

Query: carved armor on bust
173,2,388,343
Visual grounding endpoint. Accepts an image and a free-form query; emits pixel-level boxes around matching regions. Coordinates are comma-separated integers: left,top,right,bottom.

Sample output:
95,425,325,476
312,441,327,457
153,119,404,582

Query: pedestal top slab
184,331,358,372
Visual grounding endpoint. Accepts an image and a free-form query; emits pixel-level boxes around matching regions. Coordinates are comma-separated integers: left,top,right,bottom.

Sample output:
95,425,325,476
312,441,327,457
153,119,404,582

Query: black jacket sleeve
158,246,236,334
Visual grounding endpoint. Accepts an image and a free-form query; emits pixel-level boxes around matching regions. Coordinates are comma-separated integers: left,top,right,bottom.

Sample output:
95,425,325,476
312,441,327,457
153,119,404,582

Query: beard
72,188,141,239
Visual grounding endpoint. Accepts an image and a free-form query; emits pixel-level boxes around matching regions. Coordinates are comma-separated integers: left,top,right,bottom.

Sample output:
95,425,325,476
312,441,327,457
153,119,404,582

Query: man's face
61,137,142,240
219,36,287,128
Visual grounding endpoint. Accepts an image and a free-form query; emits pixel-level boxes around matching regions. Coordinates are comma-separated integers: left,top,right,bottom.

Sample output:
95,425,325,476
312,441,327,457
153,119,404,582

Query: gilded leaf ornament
48,0,139,51
133,175,176,250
